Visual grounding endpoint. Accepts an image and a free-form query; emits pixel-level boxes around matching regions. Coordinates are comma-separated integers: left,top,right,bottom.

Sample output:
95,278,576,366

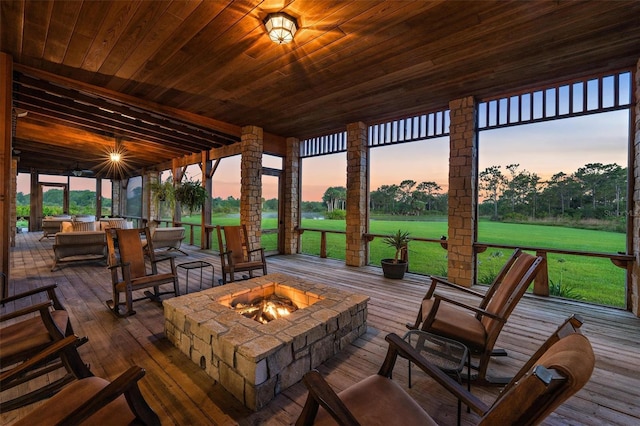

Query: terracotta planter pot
381,259,408,279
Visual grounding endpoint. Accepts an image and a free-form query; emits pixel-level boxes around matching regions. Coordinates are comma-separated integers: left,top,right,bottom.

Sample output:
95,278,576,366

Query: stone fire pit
164,273,369,410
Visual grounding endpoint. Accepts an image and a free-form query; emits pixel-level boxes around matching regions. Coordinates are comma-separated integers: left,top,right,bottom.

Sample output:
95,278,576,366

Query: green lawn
179,215,627,308
299,218,627,308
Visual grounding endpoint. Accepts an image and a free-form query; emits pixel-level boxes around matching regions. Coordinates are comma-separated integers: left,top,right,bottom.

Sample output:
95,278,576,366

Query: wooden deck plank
2,231,639,425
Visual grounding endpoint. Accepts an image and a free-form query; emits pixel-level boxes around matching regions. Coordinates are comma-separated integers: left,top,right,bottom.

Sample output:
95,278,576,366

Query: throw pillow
72,221,95,232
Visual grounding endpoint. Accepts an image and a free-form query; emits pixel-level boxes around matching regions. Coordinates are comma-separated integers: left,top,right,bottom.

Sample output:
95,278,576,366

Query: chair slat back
116,229,147,279
481,252,540,332
223,226,246,264
480,332,594,425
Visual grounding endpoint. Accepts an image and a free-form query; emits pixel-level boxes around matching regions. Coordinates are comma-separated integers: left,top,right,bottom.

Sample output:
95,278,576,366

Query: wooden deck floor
2,232,640,425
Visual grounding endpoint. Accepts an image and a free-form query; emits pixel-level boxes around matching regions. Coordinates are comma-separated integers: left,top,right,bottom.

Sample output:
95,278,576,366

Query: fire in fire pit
232,294,298,323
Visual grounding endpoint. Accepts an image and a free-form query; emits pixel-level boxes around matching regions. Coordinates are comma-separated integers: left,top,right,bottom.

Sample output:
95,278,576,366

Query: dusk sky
18,110,628,203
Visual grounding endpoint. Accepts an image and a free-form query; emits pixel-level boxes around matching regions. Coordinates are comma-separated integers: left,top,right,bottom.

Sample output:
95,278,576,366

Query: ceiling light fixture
110,151,122,162
264,12,298,45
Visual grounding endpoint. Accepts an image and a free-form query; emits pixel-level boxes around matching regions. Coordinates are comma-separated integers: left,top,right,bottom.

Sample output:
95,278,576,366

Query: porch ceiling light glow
264,12,297,44
109,151,121,162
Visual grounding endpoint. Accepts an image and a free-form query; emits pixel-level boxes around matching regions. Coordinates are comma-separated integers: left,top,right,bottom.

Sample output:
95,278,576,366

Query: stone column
241,125,263,249
112,180,123,217
631,58,640,316
283,137,300,254
345,122,368,266
447,96,478,287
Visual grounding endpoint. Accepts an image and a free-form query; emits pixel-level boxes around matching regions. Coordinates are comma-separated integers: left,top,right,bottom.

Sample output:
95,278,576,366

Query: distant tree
575,163,618,209
16,192,29,205
416,181,441,211
263,198,278,211
301,201,325,212
322,186,346,212
370,184,400,214
479,166,506,220
545,172,575,215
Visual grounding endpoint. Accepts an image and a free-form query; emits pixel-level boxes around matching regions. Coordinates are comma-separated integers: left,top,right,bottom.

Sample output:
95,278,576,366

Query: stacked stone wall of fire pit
164,273,369,410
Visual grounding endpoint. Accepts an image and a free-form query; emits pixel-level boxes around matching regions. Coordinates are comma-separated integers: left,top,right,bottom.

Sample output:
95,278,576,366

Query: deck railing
297,227,633,308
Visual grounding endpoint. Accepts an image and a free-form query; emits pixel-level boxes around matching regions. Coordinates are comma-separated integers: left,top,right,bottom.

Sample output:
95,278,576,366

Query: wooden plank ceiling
2,0,640,179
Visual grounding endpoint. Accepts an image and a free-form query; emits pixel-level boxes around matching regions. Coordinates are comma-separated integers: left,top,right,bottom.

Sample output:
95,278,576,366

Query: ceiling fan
70,163,95,177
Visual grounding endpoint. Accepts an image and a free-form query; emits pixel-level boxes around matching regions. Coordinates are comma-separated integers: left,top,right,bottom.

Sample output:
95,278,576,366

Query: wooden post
0,52,13,293
202,150,212,249
533,250,549,296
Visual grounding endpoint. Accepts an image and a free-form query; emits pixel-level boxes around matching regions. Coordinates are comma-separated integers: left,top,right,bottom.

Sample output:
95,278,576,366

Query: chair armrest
0,284,59,304
61,366,160,426
432,294,505,322
108,260,132,271
247,247,266,261
384,333,489,416
0,335,80,384
297,370,361,426
430,275,486,298
0,300,53,322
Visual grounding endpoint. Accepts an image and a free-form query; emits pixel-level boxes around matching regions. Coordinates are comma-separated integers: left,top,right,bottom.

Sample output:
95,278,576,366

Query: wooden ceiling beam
13,64,243,138
14,91,201,154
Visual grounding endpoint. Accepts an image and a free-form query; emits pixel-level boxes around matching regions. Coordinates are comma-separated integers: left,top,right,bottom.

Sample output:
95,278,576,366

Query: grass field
181,215,627,308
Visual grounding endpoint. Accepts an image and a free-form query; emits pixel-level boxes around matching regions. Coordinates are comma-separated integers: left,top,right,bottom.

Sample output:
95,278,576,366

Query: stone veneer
345,121,368,267
447,96,478,286
164,273,369,410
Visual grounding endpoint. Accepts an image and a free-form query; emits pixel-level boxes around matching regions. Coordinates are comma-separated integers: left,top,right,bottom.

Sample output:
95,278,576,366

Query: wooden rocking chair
296,315,594,425
4,336,160,426
106,227,179,317
0,284,90,411
216,225,267,284
407,248,544,384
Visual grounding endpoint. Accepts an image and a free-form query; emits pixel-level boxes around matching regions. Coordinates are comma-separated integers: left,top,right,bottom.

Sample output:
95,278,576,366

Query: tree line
320,182,448,216
316,161,627,221
19,161,628,223
16,190,112,217
479,162,626,220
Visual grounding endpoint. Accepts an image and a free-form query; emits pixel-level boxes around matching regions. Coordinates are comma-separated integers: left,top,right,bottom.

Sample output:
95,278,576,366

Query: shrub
549,279,584,300
325,209,346,220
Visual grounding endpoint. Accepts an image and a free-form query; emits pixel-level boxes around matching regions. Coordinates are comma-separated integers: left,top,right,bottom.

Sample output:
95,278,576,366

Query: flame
233,295,298,323
264,301,293,320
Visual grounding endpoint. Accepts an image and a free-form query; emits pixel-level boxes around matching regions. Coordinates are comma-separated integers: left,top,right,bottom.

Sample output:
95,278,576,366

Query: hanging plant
150,178,176,219
175,178,208,214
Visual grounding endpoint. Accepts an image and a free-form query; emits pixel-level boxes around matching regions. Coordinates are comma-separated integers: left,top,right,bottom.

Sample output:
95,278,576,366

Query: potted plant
380,230,411,279
175,178,208,214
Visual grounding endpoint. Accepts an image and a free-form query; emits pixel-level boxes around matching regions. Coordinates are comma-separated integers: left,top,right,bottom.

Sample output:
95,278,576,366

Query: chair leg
125,286,135,316
173,277,180,297
107,289,120,316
